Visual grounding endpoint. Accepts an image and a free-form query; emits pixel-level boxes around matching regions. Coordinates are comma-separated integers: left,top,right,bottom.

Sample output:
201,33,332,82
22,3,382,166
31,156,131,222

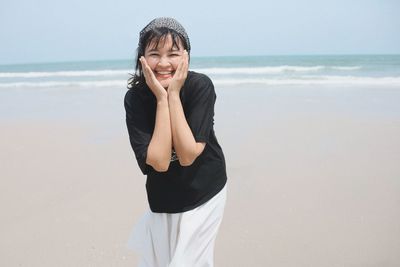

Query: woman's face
144,34,184,88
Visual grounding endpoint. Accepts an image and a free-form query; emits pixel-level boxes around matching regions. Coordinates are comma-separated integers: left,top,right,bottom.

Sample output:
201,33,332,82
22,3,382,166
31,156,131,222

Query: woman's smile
155,70,174,79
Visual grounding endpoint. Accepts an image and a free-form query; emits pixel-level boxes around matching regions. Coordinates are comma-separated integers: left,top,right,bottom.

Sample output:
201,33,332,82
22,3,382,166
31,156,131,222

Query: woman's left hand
168,50,189,94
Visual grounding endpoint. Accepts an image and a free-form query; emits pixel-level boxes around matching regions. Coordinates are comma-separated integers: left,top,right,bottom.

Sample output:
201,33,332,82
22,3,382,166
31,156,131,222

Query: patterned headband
139,17,191,53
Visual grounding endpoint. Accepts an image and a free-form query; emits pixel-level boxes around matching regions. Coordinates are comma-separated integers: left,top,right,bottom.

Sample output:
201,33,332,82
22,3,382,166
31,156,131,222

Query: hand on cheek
168,50,189,94
140,56,167,99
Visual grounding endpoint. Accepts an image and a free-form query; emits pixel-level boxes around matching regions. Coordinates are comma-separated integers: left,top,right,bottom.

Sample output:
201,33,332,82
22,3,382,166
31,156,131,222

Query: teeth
157,71,172,75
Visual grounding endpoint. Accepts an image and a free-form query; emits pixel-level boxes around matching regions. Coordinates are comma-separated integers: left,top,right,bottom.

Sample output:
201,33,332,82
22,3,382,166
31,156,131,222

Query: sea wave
0,65,362,78
1,76,400,88
0,69,131,78
213,76,400,86
195,66,362,74
0,80,126,88
331,66,362,70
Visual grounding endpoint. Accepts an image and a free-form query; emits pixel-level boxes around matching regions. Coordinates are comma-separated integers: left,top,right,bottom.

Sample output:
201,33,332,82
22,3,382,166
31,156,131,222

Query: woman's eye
147,53,159,57
170,53,180,57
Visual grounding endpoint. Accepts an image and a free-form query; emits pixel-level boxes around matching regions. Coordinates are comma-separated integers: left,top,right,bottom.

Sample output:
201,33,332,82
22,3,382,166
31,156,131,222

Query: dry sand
1,85,400,266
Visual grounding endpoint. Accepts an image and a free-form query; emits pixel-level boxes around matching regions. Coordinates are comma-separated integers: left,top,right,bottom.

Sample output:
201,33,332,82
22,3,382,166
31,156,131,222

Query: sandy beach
1,84,400,266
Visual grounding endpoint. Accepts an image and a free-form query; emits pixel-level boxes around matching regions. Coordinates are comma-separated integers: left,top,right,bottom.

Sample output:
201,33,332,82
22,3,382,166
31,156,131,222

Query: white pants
127,184,227,267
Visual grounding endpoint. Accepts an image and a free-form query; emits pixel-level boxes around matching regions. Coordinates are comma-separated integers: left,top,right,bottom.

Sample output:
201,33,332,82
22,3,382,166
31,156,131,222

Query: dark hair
127,27,191,89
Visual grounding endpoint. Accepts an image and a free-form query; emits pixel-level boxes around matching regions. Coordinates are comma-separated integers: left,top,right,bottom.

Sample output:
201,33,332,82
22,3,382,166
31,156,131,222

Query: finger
139,56,146,68
141,57,155,77
184,50,189,68
182,50,189,77
140,57,148,76
176,60,184,78
176,53,186,77
140,57,150,74
141,63,151,81
141,57,152,74
181,50,188,67
141,57,156,81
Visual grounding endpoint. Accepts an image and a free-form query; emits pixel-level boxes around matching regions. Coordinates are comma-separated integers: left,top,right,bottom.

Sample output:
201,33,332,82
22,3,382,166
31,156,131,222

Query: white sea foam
1,76,400,88
194,66,326,74
0,80,126,88
194,66,361,74
213,76,400,86
0,65,362,78
0,69,131,78
331,66,362,70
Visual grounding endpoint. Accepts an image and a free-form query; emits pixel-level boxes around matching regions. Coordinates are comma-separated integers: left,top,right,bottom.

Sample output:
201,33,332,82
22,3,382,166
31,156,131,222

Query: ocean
1,55,400,88
1,55,400,124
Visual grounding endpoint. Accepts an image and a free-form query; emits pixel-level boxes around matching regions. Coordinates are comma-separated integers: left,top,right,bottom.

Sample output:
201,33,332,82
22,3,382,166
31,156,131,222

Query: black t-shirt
124,70,228,213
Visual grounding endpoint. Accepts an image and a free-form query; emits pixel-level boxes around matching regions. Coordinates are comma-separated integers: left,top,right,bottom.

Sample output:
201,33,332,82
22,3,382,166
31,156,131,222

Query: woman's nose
157,56,170,67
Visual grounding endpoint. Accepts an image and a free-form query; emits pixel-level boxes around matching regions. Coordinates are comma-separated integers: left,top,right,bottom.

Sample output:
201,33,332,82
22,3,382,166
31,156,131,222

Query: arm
168,91,206,166
124,90,153,175
146,95,172,172
138,56,172,172
167,50,206,166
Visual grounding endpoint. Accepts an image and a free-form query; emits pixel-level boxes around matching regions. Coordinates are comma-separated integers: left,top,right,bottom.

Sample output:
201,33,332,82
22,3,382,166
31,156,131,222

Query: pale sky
0,0,399,64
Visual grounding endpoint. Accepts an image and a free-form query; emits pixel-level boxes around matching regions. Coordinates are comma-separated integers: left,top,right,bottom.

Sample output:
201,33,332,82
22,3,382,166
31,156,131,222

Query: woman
124,17,228,267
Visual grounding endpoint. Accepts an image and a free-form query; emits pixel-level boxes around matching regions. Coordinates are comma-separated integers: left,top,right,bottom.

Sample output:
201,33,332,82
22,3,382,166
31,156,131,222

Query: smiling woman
124,17,228,267
143,36,183,88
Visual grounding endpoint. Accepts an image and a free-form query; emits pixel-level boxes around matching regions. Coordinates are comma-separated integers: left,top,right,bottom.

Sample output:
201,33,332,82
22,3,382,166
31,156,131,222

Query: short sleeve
186,74,216,143
124,89,153,175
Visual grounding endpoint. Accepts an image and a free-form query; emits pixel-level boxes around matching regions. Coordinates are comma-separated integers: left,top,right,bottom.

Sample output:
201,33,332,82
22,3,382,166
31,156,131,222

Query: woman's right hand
140,56,167,100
